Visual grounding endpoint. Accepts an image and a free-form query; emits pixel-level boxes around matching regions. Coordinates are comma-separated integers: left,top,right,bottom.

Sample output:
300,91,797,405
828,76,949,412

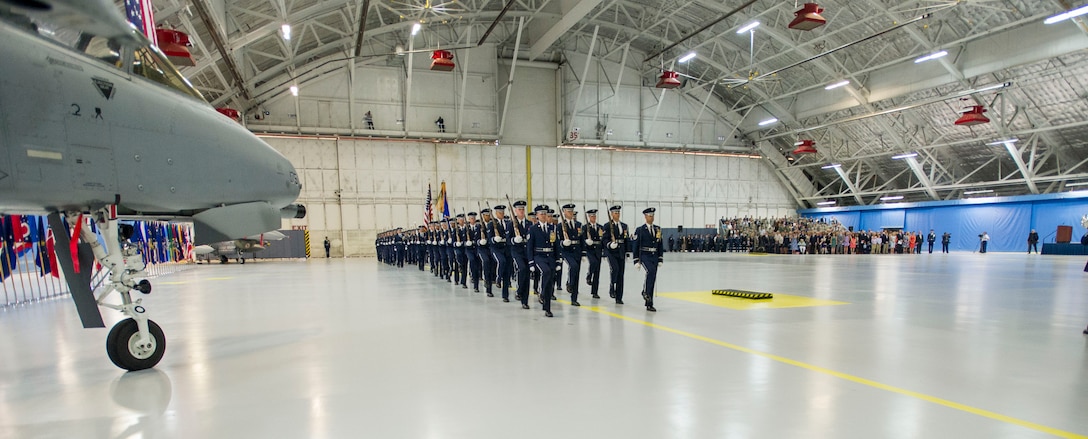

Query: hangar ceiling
151,0,1088,207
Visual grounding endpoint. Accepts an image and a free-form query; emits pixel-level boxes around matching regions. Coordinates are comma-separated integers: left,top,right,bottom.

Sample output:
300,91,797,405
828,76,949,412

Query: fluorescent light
914,50,948,63
985,138,1019,145
880,195,904,201
758,118,778,126
281,24,291,41
891,152,918,160
1045,4,1088,24
289,85,299,96
816,201,837,206
821,163,841,169
1066,182,1088,187
824,80,850,90
963,189,993,195
411,22,422,35
678,52,697,63
737,21,760,34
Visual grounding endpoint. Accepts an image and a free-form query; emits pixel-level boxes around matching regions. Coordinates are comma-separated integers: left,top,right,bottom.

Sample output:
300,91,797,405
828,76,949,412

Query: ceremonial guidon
633,207,665,312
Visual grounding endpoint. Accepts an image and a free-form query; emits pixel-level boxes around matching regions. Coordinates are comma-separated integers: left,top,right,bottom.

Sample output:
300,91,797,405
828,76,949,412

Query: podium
1057,225,1072,244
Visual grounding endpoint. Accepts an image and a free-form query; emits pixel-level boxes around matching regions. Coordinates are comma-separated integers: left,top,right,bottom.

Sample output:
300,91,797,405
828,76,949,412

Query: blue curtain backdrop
800,195,1088,252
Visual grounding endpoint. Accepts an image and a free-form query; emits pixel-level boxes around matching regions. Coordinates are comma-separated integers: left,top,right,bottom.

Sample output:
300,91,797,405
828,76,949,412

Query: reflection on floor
1,252,1086,438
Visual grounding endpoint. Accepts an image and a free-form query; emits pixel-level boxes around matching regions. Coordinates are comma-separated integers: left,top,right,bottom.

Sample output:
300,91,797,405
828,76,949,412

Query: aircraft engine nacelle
233,239,266,252
281,204,306,219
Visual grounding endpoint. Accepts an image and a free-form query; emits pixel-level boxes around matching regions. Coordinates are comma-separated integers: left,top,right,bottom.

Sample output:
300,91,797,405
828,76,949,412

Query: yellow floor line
556,299,1087,439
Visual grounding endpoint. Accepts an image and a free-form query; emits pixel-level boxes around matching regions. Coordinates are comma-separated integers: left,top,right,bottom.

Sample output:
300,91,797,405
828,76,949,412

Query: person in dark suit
489,205,513,302
927,229,936,254
526,205,559,318
558,204,582,306
633,208,665,312
510,201,532,308
1027,229,1039,254
324,237,331,258
582,209,603,299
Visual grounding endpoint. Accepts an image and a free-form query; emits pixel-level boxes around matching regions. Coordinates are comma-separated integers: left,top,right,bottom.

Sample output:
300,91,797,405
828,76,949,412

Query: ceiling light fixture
816,200,837,206
289,85,299,96
281,24,291,41
963,189,993,195
891,152,918,160
821,163,841,169
678,52,697,63
985,138,1019,145
1045,4,1088,24
737,21,760,34
880,195,904,201
758,118,778,126
411,22,422,36
914,50,948,64
1065,181,1088,187
824,80,850,90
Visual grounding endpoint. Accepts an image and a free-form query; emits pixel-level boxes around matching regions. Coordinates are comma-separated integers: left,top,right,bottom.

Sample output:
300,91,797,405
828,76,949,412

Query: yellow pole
526,145,532,206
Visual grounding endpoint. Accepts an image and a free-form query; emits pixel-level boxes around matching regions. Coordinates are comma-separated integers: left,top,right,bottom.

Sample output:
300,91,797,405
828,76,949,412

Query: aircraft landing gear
219,255,228,264
66,207,165,371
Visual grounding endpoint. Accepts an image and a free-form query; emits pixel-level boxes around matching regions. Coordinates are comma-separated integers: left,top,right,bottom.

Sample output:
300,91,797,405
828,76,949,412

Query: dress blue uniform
466,214,482,292
526,205,559,317
558,204,583,306
633,208,664,312
581,210,603,299
453,215,468,288
488,206,514,301
601,205,629,303
509,201,532,308
478,209,495,296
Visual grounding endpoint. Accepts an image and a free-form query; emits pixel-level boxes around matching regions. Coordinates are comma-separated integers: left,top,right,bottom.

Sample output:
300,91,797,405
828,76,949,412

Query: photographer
979,232,990,253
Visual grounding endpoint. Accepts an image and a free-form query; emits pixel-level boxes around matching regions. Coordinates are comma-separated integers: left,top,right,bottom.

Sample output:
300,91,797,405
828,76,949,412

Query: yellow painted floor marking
659,291,848,310
158,277,234,285
554,299,1087,439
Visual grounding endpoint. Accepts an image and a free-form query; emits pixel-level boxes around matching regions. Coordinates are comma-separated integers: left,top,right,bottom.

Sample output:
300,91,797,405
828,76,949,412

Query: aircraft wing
10,0,135,40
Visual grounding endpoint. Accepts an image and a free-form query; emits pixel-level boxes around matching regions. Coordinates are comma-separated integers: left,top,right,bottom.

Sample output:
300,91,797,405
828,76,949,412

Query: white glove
608,242,619,249
514,236,524,244
562,239,572,247
529,265,536,273
466,241,474,247
479,239,487,246
447,239,453,244
584,239,594,246
494,237,506,243
455,242,462,247
658,261,663,266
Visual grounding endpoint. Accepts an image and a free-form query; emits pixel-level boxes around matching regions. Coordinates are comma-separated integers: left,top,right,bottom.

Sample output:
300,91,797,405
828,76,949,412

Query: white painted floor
1,252,1087,439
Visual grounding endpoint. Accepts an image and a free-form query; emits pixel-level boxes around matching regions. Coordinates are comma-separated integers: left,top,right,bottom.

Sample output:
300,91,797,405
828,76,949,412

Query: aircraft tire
106,318,166,371
219,255,228,264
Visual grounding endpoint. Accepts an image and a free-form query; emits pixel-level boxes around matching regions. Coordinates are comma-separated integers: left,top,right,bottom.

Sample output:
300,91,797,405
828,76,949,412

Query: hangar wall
271,137,794,256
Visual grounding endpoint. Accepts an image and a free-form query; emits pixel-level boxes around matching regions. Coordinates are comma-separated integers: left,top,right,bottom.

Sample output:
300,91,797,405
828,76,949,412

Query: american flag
125,0,159,47
425,183,432,224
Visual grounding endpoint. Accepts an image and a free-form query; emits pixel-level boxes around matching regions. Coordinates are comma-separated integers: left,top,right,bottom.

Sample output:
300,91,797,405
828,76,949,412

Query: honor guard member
466,212,482,292
453,214,469,288
417,226,427,271
559,204,583,306
438,221,450,281
582,209,604,299
395,230,407,267
526,213,542,295
601,206,630,303
633,208,664,312
444,220,457,282
510,200,532,308
550,211,562,299
489,205,514,302
427,223,438,276
478,209,495,296
526,205,559,317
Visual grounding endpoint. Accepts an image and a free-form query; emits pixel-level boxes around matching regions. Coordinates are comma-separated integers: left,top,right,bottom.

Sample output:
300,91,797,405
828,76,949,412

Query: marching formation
375,202,666,318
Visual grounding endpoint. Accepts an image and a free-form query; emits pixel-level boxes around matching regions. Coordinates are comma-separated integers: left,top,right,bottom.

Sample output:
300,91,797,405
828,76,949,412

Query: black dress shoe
462,285,468,289
591,294,600,299
503,298,510,302
642,292,650,302
538,297,544,304
571,301,580,307
545,311,553,318
551,294,557,300
616,300,624,305
474,289,480,293
487,292,494,297
646,305,656,312
609,292,615,298
522,304,530,309
1084,328,1088,335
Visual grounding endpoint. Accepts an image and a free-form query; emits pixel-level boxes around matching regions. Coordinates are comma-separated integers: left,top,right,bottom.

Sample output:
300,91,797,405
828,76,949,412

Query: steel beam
903,156,939,200
1002,140,1040,194
567,26,599,139
499,17,525,137
191,0,252,101
528,0,604,60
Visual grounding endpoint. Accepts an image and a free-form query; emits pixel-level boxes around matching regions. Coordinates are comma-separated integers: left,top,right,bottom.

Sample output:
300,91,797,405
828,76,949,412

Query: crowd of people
716,217,954,255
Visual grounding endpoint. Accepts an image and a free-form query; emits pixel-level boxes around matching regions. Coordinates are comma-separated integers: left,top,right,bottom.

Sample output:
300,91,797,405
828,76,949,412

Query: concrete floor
1,252,1086,438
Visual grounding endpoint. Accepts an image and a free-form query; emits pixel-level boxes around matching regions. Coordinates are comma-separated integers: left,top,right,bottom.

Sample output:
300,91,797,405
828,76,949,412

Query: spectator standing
1027,229,1039,254
941,232,951,253
980,232,990,253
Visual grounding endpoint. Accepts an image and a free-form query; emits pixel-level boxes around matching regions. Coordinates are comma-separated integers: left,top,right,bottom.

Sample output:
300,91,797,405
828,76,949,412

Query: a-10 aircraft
194,231,288,264
0,0,305,370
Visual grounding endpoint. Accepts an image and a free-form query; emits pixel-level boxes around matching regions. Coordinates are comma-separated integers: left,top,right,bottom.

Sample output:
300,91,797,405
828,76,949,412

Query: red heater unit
955,106,990,126
789,3,827,31
791,140,818,155
216,107,241,122
155,28,196,67
656,71,681,89
430,50,455,71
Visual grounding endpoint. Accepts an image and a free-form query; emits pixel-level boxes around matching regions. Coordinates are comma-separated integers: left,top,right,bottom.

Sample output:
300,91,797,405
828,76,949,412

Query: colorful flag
435,181,449,220
0,216,12,281
13,215,33,256
35,217,50,276
46,227,59,278
124,0,159,47
425,183,433,224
